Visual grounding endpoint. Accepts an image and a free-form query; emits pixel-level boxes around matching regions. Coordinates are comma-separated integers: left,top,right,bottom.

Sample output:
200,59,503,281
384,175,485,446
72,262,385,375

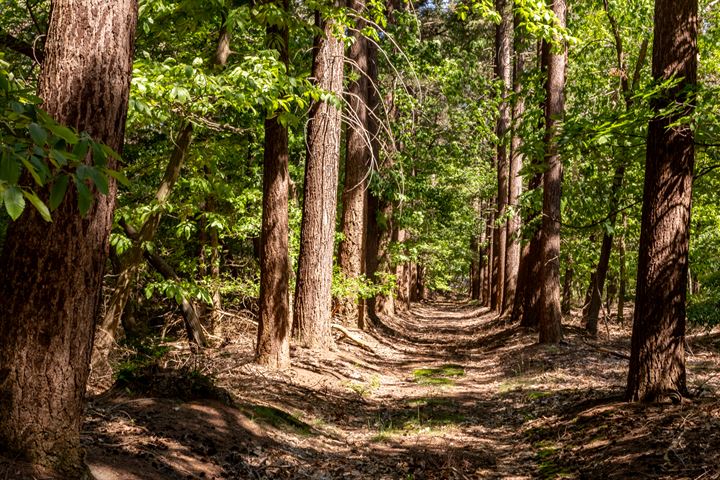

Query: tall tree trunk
513,40,545,328
617,213,627,324
257,0,291,368
95,123,198,361
482,218,493,306
494,0,513,312
504,20,525,314
337,0,371,326
561,254,574,314
626,0,697,402
0,1,137,476
293,9,345,349
538,0,566,344
470,233,482,300
488,212,497,309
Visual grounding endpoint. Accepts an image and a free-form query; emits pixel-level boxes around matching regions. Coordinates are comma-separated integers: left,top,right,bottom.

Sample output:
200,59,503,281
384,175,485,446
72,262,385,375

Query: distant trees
0,0,138,476
626,0,698,402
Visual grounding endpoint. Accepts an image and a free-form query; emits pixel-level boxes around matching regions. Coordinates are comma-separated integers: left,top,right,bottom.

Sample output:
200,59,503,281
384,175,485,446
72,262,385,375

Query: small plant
413,364,465,386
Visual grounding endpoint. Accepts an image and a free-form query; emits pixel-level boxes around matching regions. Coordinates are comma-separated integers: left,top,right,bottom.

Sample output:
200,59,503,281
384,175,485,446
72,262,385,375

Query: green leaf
0,151,21,184
104,168,130,187
28,123,47,145
86,166,109,195
49,175,69,211
47,123,79,144
21,158,43,186
23,190,51,222
3,186,25,220
75,178,92,216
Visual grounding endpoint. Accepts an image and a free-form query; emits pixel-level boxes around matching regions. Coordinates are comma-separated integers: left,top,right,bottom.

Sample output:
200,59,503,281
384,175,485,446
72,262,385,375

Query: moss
413,364,465,386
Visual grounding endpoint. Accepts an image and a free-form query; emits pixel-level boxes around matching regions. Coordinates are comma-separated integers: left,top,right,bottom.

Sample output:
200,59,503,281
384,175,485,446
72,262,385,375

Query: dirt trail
70,301,720,478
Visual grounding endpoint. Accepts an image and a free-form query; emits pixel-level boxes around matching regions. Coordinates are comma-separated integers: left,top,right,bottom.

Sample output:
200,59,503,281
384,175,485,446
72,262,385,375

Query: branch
0,31,43,63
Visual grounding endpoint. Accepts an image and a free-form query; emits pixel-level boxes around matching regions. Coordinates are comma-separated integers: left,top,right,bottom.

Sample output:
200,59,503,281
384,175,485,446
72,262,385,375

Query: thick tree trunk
626,0,697,403
337,0,370,325
504,22,525,314
538,0,566,344
293,10,344,349
257,0,291,368
494,0,513,311
96,123,196,361
0,1,137,476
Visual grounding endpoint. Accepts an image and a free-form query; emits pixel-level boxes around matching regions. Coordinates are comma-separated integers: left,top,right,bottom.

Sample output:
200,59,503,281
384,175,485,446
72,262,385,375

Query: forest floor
32,300,720,478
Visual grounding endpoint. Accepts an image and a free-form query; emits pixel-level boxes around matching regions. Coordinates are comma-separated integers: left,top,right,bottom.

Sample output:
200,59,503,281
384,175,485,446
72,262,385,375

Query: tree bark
293,8,345,349
561,254,574,314
504,20,525,314
0,1,137,476
626,0,697,402
538,0,566,344
337,0,371,326
494,0,513,312
257,0,291,368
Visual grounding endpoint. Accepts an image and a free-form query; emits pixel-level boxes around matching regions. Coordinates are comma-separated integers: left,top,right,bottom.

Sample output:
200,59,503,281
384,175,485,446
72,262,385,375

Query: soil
5,300,720,479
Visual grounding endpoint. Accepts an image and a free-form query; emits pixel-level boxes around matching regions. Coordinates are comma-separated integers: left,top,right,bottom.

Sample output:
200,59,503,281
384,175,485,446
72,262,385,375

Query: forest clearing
2,0,720,478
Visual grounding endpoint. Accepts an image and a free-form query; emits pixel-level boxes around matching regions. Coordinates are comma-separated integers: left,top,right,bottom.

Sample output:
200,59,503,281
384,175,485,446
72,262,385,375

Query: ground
4,300,720,479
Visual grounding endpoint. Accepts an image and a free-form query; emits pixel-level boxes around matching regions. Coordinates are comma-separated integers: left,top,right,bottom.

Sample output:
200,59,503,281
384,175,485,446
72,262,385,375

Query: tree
538,0,566,344
338,0,371,327
494,0,513,311
626,0,698,402
256,0,292,368
293,6,345,349
0,0,138,476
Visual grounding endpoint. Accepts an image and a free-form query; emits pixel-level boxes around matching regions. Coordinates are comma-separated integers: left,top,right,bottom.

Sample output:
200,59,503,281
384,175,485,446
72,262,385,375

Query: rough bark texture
504,24,525,314
538,0,566,344
96,123,197,361
293,10,345,349
0,1,137,476
257,0,291,368
494,0,512,312
337,0,371,326
626,0,697,403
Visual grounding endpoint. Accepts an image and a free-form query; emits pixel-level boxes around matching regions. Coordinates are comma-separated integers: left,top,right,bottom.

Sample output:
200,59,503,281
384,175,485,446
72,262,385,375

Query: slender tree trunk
504,21,525,314
119,220,207,346
561,254,574,314
626,0,697,402
293,9,345,349
489,211,498,309
470,234,482,300
0,1,137,476
617,213,627,324
494,0,513,311
482,218,493,306
96,123,197,361
337,0,370,325
538,0,566,344
257,0,291,368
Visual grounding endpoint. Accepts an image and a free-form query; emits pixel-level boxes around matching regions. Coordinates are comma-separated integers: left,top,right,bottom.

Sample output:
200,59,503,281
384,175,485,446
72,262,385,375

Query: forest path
84,300,720,479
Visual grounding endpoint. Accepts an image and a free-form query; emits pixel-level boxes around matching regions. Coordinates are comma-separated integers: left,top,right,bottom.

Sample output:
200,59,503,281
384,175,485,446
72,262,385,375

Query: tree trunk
470,234,482,300
293,9,344,349
482,218,493,306
337,0,371,326
488,211,497,309
0,1,137,476
617,214,627,324
119,220,207,347
512,40,545,328
538,0,566,344
257,0,291,368
95,123,196,362
494,0,512,312
504,20,525,314
561,255,573,314
626,0,697,403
